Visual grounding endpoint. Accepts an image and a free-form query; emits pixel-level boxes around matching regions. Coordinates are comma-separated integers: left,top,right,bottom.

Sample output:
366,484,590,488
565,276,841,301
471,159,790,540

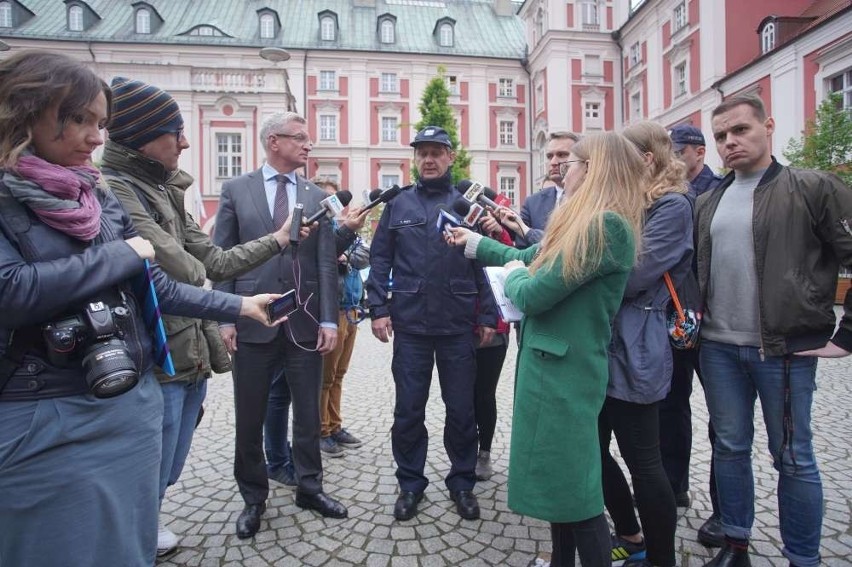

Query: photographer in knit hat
101,77,307,558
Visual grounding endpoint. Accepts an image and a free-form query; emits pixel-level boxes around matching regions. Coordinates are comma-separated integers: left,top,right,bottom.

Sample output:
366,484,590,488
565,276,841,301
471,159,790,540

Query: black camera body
42,301,139,398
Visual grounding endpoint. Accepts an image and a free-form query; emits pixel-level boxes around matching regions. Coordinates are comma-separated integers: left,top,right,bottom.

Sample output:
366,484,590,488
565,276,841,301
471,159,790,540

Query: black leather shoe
704,542,751,567
236,503,266,539
450,489,480,520
698,513,725,548
393,491,424,521
295,490,348,519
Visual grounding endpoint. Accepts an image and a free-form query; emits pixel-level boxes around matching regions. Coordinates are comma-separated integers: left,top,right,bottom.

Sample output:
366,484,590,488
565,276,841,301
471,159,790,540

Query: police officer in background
366,126,497,522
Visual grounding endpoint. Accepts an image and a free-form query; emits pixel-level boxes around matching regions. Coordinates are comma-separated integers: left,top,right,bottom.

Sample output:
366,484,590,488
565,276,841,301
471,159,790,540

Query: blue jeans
700,340,821,567
159,379,207,503
263,369,293,472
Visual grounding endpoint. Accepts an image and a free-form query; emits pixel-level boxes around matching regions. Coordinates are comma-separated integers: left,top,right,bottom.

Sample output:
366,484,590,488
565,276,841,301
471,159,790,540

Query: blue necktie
133,259,175,376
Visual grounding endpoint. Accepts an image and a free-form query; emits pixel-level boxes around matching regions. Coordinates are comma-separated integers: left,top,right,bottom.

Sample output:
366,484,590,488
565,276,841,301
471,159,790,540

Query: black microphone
457,180,501,210
363,184,402,212
302,190,353,225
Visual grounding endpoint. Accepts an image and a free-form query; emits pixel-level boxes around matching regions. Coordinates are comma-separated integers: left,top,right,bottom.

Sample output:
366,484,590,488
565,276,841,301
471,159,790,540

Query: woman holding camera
0,50,280,566
447,132,647,566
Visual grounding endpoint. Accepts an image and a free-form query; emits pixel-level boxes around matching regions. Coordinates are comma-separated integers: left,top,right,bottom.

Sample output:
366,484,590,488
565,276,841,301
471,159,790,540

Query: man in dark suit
213,111,347,539
514,131,579,248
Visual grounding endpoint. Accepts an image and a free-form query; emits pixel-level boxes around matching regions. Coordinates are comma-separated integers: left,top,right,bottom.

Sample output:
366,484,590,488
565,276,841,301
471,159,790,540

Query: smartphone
266,289,299,322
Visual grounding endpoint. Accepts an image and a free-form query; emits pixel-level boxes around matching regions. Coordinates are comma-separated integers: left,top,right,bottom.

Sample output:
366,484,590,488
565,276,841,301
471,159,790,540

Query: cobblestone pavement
160,334,852,567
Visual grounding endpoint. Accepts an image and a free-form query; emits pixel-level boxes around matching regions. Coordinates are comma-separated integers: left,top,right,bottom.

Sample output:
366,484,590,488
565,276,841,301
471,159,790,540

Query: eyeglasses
558,159,585,177
273,133,313,144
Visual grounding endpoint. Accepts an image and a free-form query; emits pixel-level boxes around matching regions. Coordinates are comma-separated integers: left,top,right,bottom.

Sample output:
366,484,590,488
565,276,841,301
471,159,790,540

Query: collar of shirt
261,162,298,217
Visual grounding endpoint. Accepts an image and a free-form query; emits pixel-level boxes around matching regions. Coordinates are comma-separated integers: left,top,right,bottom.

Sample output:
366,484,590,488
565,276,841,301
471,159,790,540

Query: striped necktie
134,259,175,376
273,174,290,229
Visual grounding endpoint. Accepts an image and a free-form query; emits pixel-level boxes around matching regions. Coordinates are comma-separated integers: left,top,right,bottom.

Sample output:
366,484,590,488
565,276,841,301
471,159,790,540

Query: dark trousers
474,343,508,453
659,347,719,513
599,398,677,567
550,513,612,567
233,333,323,505
391,331,478,494
263,369,293,471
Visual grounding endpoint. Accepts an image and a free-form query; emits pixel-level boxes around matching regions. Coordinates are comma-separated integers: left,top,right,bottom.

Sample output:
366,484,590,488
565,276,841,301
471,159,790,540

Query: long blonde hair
622,121,688,204
530,132,647,282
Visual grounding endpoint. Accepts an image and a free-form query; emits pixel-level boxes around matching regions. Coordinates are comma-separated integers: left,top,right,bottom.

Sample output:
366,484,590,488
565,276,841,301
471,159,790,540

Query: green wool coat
475,212,635,522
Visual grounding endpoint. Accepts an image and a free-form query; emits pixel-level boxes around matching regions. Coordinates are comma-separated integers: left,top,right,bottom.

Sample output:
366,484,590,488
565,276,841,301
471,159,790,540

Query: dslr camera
42,301,139,398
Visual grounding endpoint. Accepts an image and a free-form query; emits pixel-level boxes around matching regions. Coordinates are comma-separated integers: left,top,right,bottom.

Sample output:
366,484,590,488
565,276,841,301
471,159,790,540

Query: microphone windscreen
337,190,353,206
457,179,473,193
368,188,383,202
482,187,497,200
380,185,402,202
452,198,472,216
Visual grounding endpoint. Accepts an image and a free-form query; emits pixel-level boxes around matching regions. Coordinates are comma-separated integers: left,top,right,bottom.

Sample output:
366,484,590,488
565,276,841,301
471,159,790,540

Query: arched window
68,5,84,31
380,19,394,44
135,8,151,34
761,22,775,54
190,25,221,36
0,2,12,29
321,16,335,41
259,13,275,39
439,22,453,47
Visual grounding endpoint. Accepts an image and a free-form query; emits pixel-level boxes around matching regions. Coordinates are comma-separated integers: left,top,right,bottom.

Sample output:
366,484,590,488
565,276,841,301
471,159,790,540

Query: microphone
457,180,501,210
302,190,353,225
363,184,403,212
452,197,486,227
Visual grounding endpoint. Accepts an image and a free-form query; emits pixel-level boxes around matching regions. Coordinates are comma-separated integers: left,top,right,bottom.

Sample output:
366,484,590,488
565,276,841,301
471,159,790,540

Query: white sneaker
157,519,178,557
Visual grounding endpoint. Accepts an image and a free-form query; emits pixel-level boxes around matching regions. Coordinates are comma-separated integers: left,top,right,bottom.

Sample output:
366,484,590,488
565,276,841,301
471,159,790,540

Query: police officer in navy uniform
366,126,497,522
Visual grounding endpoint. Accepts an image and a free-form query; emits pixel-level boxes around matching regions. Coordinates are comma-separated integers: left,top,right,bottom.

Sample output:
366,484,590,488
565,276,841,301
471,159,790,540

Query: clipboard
484,266,524,322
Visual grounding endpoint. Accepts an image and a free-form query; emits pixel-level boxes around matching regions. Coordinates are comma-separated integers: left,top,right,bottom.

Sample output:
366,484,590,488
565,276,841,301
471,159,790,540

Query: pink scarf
13,155,102,241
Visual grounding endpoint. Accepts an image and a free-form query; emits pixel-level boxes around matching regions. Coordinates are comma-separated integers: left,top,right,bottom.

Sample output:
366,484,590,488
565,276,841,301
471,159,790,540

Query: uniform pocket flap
526,332,570,358
449,278,477,295
392,276,422,293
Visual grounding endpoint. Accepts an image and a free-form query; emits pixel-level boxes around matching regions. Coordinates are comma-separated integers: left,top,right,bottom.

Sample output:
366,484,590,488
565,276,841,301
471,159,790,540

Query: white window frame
630,91,642,121
498,78,514,98
439,23,453,47
629,42,641,67
674,61,687,97
499,176,517,207
581,1,598,27
321,16,335,41
381,116,398,142
0,1,13,28
380,19,395,44
259,13,275,39
829,69,852,111
319,70,336,91
380,72,398,93
672,2,687,32
135,8,151,34
191,25,220,36
381,174,400,189
319,115,337,142
216,133,243,179
499,120,515,146
68,5,84,31
761,23,775,54
535,80,545,114
584,101,602,129
446,75,459,95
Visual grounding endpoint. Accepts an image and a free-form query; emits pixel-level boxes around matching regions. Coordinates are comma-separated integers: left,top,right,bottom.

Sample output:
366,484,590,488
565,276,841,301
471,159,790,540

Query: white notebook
484,266,524,322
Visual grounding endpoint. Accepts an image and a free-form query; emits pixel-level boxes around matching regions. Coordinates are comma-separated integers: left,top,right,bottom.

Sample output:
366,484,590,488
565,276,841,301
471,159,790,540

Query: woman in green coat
448,132,647,566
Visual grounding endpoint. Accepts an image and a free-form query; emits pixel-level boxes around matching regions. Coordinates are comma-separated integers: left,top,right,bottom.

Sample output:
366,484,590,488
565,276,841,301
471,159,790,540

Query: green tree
784,92,852,185
412,67,471,183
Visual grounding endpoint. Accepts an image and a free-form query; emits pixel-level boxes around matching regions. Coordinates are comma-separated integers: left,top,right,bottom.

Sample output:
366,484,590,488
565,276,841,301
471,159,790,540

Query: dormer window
135,8,150,34
0,1,12,28
259,13,275,38
320,14,336,41
439,22,453,47
188,25,226,37
68,4,83,31
378,16,396,44
761,22,775,54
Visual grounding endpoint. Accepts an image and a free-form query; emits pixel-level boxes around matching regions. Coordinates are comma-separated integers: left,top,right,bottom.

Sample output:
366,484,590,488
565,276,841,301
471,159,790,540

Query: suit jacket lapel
248,169,274,232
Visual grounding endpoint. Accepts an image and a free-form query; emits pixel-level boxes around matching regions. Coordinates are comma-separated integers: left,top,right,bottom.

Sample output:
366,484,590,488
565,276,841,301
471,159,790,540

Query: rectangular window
498,78,514,98
830,69,852,111
631,92,642,120
629,43,641,67
319,115,337,141
499,121,515,145
381,116,398,142
319,70,336,91
381,174,399,188
535,82,545,113
581,1,598,26
675,62,687,97
585,102,600,119
380,72,398,93
216,133,243,179
499,177,517,207
673,2,687,32
446,75,459,95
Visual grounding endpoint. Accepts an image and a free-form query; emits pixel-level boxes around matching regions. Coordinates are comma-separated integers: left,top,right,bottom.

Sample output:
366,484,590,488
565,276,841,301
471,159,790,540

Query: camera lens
81,338,139,398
